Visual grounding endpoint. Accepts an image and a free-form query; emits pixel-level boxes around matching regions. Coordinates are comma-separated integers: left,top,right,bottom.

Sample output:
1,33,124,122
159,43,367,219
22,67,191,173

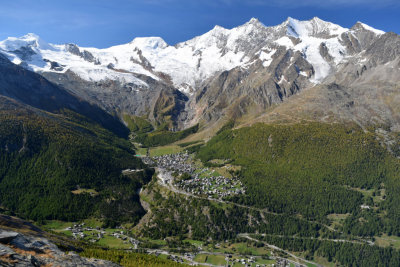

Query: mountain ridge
0,17,384,89
0,17,398,133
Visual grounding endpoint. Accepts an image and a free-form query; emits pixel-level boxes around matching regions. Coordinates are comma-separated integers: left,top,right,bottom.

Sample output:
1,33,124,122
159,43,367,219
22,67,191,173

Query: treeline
196,122,400,236
0,108,153,224
135,124,199,147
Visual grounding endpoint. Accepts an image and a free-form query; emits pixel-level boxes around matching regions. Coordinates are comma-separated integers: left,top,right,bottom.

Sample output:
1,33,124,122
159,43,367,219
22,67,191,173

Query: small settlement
67,223,140,249
149,152,245,200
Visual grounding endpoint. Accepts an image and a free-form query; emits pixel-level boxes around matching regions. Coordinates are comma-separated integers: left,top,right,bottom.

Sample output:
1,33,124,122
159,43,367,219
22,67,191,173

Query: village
149,152,245,200
64,223,280,266
66,223,140,249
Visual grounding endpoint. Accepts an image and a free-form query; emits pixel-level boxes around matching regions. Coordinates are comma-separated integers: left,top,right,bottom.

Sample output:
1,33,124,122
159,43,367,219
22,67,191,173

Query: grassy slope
122,114,154,133
135,124,199,147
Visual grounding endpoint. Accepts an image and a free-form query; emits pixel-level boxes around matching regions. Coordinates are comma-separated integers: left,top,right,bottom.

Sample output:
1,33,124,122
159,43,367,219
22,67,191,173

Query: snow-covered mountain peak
130,37,168,50
211,25,227,32
183,24,230,47
0,17,390,94
0,33,53,52
352,22,385,35
243,17,266,28
284,17,347,38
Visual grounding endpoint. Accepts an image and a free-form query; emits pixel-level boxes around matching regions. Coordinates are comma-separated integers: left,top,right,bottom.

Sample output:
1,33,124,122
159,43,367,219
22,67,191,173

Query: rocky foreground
0,215,119,267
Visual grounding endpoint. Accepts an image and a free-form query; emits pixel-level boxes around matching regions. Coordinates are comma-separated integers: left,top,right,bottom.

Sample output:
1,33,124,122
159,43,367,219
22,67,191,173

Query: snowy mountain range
0,17,384,90
1,17,399,132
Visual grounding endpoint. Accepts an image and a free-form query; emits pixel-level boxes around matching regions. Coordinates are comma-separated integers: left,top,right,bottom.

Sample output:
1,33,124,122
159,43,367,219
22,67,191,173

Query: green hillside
0,100,153,224
197,122,400,236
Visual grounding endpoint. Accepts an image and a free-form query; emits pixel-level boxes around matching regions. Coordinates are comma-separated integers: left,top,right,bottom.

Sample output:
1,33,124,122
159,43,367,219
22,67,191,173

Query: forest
135,121,400,265
254,234,400,266
0,106,153,224
196,122,400,237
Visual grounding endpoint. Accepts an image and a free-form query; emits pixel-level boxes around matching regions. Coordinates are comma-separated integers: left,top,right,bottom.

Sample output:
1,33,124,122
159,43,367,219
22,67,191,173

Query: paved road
252,233,366,245
239,233,320,267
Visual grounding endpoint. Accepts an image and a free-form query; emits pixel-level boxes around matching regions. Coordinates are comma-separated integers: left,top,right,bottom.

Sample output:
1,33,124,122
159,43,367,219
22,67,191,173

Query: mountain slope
0,55,154,223
0,96,153,223
0,53,129,137
0,17,398,132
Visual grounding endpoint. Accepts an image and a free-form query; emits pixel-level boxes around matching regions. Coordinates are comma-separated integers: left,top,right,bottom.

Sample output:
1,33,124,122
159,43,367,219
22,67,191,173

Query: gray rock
0,243,14,255
66,43,81,56
319,42,333,62
0,230,19,243
0,227,120,267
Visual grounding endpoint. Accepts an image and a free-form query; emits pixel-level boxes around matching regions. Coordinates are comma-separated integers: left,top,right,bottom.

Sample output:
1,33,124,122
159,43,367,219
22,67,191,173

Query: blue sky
0,0,399,48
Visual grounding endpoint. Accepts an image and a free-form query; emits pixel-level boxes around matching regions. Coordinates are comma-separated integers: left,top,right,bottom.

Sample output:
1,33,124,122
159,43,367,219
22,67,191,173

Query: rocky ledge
0,226,118,267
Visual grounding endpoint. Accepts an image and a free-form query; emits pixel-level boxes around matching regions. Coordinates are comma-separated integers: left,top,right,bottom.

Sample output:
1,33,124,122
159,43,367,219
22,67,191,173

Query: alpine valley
1,17,400,267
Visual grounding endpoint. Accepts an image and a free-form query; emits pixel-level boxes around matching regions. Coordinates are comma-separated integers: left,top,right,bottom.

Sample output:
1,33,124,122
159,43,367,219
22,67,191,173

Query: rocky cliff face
1,17,399,131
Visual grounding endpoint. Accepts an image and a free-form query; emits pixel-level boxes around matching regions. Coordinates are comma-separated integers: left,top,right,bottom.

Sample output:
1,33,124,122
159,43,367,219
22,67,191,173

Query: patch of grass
185,239,204,247
123,114,153,133
42,220,73,231
327,213,350,228
71,188,99,196
194,254,208,263
157,254,169,260
135,147,148,157
206,254,227,265
177,140,203,148
149,145,183,157
96,235,132,249
312,256,337,267
348,187,374,197
82,218,103,228
375,234,400,249
228,243,269,256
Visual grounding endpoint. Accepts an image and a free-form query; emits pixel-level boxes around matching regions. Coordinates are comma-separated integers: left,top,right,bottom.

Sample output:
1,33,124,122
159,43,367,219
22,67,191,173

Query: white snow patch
323,39,346,64
274,35,342,83
178,84,194,95
259,49,276,67
299,71,308,77
278,76,287,84
275,36,294,48
294,37,331,83
358,22,385,35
